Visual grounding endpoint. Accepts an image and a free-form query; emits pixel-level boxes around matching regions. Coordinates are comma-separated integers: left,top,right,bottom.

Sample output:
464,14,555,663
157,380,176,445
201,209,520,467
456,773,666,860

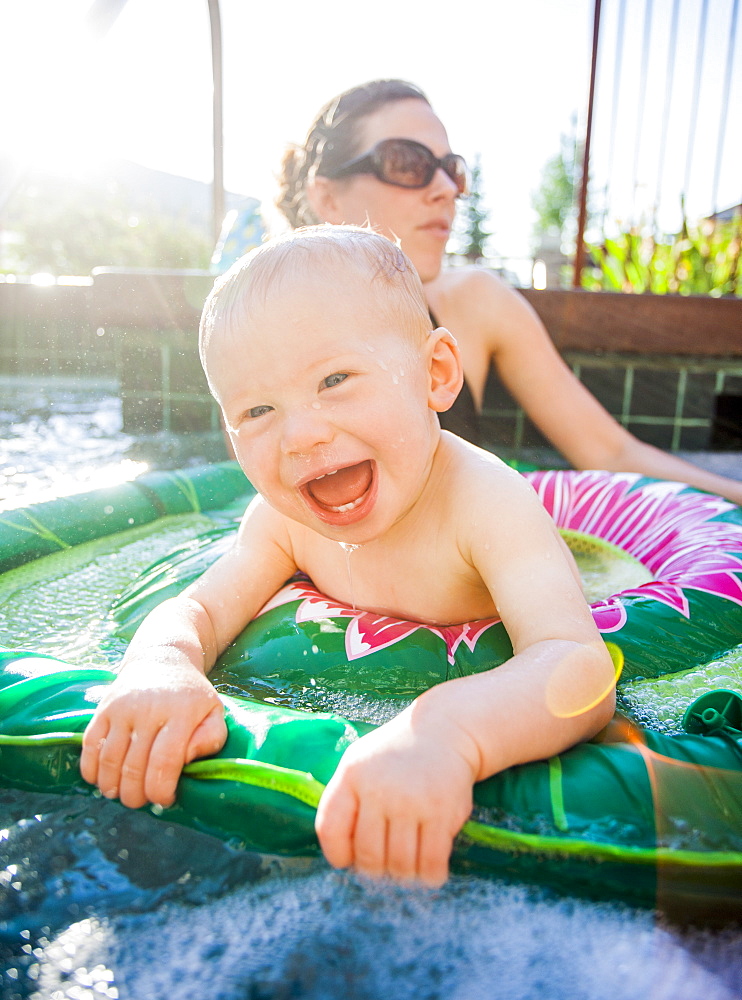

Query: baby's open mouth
305,461,373,513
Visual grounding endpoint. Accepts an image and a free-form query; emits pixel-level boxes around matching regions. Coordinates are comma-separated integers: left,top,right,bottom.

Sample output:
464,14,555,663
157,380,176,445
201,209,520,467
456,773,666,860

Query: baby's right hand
80,655,227,809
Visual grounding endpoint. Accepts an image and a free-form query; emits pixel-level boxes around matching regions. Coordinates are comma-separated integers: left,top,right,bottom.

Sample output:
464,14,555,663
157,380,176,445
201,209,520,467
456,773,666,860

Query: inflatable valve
682,690,742,755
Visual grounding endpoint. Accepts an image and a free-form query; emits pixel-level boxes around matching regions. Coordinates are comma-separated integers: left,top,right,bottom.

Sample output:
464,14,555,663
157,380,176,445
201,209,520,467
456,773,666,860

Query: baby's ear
427,328,464,412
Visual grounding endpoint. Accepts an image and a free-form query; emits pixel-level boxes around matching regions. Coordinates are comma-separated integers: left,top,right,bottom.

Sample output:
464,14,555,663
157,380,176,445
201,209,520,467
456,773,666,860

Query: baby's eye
321,372,348,390
247,404,273,419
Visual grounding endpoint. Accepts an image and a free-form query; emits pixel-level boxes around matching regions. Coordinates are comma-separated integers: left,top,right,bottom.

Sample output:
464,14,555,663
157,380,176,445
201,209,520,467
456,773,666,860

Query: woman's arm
433,268,742,505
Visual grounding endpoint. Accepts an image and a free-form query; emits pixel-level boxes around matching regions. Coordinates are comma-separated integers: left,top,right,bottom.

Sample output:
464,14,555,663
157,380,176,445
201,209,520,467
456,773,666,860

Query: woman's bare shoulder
428,265,538,340
431,264,514,307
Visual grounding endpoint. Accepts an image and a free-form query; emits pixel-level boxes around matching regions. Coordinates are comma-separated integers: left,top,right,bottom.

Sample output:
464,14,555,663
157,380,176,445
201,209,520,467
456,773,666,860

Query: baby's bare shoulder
437,437,554,553
439,434,536,500
235,495,297,563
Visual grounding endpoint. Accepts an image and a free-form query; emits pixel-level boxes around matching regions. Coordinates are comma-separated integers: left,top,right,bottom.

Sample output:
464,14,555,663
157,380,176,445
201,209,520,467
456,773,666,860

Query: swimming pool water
0,376,226,511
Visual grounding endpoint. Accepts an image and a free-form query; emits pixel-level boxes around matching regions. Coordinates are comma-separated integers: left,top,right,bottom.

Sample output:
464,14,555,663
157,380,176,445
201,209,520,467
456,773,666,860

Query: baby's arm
316,469,615,886
81,497,296,808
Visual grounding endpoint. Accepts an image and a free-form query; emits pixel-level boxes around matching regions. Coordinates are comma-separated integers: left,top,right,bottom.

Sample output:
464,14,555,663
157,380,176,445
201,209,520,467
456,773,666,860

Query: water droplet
339,542,361,610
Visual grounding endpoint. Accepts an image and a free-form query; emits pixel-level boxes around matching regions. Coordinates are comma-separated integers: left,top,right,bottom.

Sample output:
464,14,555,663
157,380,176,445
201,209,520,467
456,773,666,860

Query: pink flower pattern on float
527,471,742,634
258,579,499,665
257,471,742,661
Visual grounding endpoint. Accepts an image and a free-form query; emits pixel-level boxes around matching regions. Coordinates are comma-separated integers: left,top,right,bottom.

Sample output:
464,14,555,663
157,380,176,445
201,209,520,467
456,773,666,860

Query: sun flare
3,3,116,179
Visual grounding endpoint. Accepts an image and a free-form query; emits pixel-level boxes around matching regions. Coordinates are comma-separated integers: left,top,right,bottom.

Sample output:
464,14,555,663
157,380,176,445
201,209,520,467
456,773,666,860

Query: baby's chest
305,543,498,626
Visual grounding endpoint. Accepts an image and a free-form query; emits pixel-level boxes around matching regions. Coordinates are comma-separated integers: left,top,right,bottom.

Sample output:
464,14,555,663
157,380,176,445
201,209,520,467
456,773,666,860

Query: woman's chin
415,255,444,285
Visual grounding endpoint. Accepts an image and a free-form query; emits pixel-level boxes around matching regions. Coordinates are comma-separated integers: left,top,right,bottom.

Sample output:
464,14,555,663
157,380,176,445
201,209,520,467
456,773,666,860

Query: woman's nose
427,166,460,200
280,405,334,455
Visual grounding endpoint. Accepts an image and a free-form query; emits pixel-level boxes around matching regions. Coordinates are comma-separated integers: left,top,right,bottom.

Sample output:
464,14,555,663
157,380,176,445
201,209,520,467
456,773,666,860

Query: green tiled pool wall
0,283,119,378
115,329,222,435
482,352,742,453
2,281,741,450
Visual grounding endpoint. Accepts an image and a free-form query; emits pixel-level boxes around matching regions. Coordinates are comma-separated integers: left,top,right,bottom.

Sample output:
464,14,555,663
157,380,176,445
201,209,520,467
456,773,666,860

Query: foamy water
2,788,739,1000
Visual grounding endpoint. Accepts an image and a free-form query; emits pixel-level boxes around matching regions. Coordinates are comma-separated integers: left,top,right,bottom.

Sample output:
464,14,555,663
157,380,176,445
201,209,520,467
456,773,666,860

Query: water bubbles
24,867,742,1000
0,514,211,664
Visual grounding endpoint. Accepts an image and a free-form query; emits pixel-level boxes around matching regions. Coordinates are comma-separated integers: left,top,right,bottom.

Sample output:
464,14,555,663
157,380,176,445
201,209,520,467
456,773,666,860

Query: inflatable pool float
109,468,742,694
0,463,741,921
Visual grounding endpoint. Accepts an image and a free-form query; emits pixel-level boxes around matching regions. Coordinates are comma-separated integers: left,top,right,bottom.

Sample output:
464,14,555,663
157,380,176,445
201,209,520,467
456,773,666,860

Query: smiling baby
82,225,615,886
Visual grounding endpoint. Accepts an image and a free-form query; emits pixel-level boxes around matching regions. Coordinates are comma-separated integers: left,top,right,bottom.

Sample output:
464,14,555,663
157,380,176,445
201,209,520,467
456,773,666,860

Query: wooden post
208,0,225,248
573,0,602,288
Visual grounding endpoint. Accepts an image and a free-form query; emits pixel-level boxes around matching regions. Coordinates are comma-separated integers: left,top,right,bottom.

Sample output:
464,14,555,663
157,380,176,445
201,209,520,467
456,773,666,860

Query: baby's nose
280,404,334,455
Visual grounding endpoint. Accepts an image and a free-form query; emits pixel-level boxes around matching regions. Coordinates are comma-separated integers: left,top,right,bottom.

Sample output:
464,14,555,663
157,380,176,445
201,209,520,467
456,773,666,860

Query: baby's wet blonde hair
199,224,433,380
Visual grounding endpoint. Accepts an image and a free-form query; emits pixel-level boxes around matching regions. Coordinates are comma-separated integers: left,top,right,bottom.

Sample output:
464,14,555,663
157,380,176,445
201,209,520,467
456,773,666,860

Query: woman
277,79,742,505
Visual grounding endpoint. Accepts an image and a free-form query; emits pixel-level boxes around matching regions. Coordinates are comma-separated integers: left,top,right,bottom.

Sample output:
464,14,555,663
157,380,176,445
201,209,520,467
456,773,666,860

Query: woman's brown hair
276,79,430,229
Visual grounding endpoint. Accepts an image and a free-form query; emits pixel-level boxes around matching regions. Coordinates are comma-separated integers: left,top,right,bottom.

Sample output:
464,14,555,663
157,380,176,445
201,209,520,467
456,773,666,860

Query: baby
81,225,615,886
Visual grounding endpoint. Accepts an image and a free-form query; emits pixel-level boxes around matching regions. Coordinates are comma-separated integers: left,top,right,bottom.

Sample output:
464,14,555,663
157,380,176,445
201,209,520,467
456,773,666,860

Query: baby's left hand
315,706,477,887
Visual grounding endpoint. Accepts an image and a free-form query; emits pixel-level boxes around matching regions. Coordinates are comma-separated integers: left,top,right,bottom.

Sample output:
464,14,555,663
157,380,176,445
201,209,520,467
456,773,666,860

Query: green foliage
456,155,492,260
531,131,581,247
581,214,742,297
3,178,212,275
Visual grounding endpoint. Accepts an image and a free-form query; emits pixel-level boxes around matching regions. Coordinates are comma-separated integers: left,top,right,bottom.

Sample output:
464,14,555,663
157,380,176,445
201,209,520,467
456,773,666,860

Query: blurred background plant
1,160,216,276
454,154,494,262
581,209,742,297
531,128,582,256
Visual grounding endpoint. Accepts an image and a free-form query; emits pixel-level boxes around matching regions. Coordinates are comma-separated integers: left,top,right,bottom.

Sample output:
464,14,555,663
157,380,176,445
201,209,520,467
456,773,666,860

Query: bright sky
1,0,740,259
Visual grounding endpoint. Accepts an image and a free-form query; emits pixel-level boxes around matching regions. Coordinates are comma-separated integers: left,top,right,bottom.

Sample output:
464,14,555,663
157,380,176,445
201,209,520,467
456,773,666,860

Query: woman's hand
315,703,478,887
80,654,227,809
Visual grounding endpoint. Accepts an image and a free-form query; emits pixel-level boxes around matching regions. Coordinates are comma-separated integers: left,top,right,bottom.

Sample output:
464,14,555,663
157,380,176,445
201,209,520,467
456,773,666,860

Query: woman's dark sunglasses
322,138,469,195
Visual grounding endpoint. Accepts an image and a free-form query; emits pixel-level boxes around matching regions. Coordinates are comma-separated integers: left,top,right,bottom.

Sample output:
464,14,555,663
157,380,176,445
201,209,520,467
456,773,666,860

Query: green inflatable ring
1,465,742,919
110,469,742,697
0,647,740,921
